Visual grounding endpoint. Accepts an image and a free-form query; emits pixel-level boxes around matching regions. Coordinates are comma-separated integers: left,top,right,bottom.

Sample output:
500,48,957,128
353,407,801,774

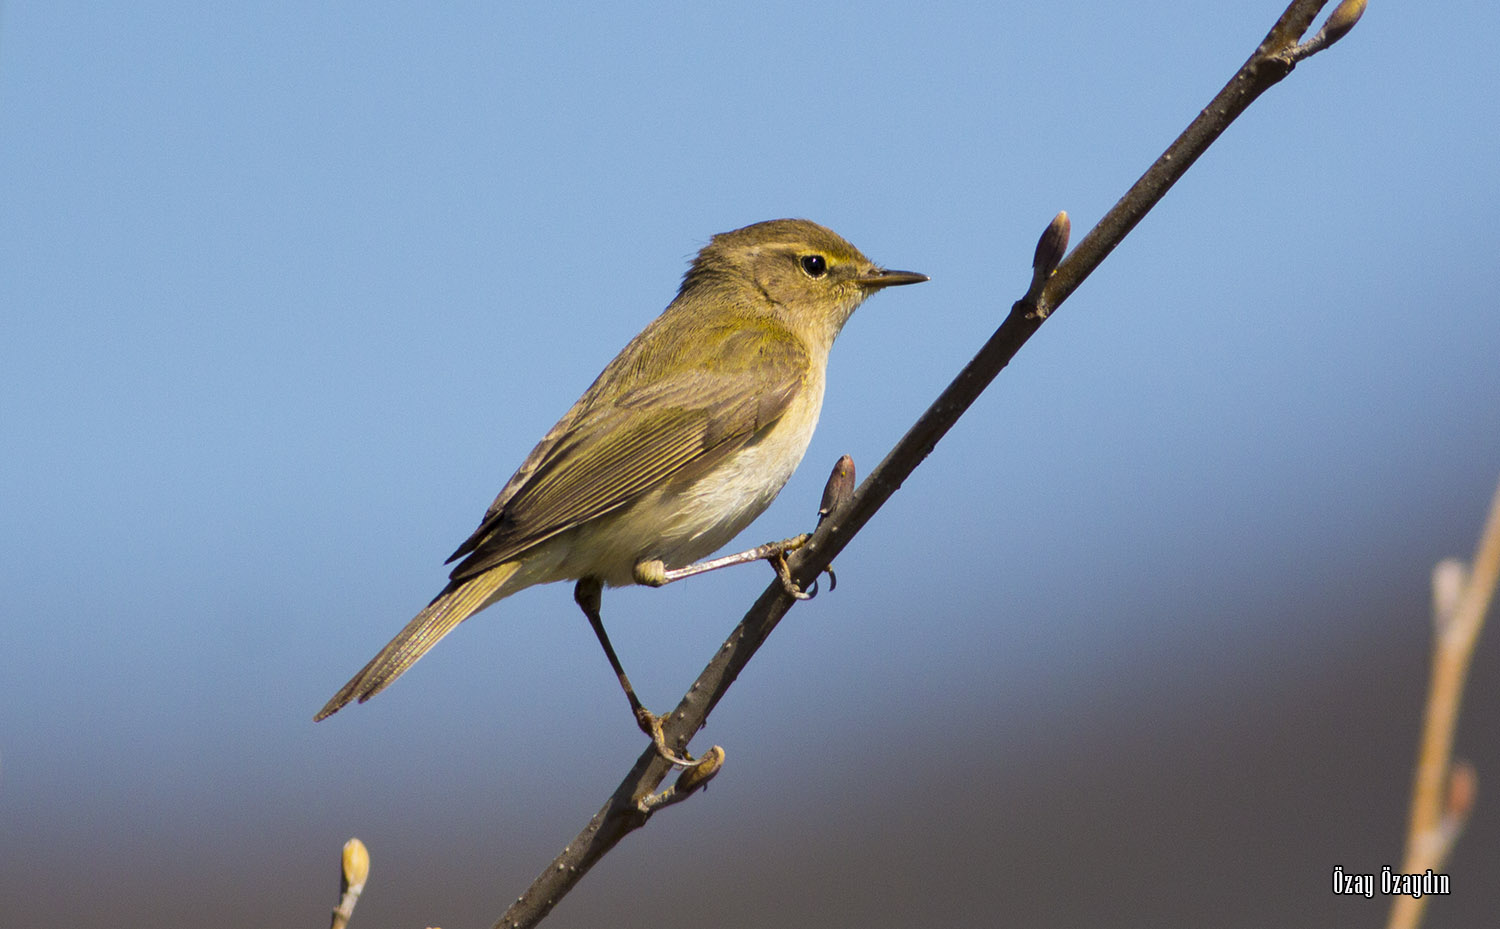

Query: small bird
315,219,926,758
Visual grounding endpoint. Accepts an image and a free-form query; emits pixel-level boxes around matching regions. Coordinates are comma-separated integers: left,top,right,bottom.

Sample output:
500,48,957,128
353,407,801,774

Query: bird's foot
771,550,815,600
634,705,697,767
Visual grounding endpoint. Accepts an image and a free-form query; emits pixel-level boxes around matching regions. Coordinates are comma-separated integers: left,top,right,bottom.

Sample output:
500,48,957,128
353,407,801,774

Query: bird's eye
800,254,828,278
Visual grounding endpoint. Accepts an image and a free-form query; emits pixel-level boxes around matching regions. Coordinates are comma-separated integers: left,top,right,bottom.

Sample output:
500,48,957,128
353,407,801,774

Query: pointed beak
856,268,929,290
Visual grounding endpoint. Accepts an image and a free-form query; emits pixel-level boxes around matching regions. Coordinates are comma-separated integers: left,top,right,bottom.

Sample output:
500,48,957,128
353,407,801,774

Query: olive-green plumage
315,219,925,721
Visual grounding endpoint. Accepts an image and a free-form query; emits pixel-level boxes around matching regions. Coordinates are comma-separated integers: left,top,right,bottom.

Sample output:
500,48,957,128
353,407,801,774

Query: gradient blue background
3,2,1498,926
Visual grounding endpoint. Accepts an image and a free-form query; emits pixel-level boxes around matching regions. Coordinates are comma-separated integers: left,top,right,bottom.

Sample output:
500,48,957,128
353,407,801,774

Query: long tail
314,562,521,721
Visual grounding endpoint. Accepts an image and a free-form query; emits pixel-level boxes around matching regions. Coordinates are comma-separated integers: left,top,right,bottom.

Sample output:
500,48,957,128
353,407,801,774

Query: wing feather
446,321,809,581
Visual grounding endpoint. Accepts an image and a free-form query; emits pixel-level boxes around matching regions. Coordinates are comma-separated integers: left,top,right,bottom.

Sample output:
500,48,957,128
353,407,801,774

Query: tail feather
314,563,520,721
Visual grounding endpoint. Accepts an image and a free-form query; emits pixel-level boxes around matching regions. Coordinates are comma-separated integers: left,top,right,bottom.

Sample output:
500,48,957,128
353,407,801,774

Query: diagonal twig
494,3,1364,926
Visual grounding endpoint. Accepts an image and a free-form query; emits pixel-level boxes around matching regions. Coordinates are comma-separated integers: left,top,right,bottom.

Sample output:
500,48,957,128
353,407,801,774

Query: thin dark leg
574,577,648,724
573,577,694,765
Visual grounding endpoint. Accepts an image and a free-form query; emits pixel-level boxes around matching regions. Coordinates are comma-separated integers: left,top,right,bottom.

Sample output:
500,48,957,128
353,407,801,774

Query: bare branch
495,3,1363,926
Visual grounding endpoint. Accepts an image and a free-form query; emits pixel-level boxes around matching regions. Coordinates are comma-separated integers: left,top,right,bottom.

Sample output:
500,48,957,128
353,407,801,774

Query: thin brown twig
494,3,1360,926
1387,475,1500,929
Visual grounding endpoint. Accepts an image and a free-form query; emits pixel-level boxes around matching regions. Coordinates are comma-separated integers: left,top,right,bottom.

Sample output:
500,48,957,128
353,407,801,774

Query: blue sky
3,2,1499,926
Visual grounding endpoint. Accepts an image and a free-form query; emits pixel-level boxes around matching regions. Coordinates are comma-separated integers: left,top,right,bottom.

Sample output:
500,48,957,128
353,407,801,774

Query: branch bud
1289,0,1367,62
341,837,370,893
1023,211,1071,318
1431,558,1468,631
1445,760,1477,824
675,745,725,794
1322,0,1367,48
1033,211,1070,277
819,455,856,525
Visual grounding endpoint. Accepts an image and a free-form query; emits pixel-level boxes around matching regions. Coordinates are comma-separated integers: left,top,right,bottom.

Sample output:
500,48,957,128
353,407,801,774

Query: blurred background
3,2,1498,926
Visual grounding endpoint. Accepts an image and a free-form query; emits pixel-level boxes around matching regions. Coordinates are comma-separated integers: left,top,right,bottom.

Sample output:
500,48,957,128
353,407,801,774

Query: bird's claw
635,706,697,767
772,551,814,600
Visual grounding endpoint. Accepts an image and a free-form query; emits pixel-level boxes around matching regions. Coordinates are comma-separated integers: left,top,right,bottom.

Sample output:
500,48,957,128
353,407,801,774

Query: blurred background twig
1387,475,1499,929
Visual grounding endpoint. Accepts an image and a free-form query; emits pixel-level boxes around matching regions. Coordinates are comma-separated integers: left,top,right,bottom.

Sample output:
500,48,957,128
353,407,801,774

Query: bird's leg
573,578,696,767
633,455,858,598
632,533,815,599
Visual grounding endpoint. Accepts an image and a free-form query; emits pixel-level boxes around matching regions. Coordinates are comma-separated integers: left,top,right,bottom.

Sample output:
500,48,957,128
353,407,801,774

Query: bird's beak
857,268,929,290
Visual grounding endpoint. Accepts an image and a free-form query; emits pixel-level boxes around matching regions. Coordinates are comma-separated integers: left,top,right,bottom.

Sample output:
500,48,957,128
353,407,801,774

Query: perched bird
315,219,926,759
